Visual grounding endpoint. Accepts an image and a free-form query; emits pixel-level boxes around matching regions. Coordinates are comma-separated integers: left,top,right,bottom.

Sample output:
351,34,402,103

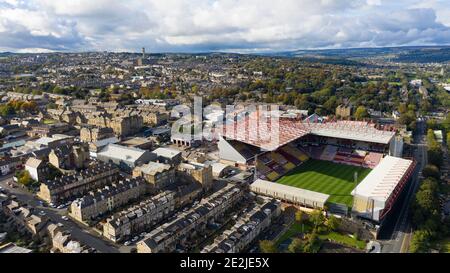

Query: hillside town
0,49,449,255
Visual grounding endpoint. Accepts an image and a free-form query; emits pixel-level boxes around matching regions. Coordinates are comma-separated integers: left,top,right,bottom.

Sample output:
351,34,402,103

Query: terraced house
37,162,120,204
102,191,176,242
137,183,245,253
69,177,148,224
201,197,281,253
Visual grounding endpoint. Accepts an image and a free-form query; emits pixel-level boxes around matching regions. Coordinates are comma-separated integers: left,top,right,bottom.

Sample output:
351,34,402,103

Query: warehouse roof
98,144,149,163
152,147,181,159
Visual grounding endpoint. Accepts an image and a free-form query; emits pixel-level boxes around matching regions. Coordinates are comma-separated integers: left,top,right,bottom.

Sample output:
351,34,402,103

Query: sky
0,0,450,53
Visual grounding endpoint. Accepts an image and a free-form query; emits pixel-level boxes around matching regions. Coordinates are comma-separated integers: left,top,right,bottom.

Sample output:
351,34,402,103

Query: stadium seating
266,171,280,181
282,145,309,162
270,152,288,165
333,150,365,167
308,145,325,160
320,145,338,161
256,160,272,175
363,152,383,169
278,149,301,165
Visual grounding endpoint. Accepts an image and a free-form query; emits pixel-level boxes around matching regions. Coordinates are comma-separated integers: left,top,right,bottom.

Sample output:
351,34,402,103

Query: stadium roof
251,179,330,204
220,114,309,151
220,113,395,150
352,155,414,203
306,121,395,144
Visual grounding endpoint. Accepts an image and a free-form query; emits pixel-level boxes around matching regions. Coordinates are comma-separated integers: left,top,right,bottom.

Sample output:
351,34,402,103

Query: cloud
0,0,449,52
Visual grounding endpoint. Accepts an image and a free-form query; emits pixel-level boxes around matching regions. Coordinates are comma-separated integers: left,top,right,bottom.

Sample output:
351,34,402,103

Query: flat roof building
97,144,157,172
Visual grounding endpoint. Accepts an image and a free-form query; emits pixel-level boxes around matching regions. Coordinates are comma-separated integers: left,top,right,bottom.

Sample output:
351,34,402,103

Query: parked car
124,241,132,246
61,216,69,221
38,211,46,216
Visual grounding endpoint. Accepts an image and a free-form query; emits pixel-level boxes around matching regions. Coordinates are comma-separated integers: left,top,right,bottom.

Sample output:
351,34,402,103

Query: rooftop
98,144,150,163
352,155,414,203
136,162,172,175
219,112,396,151
250,179,330,204
152,147,181,159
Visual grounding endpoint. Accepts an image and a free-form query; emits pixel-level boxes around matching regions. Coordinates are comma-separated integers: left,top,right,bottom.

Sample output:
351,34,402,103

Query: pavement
380,120,427,253
0,174,125,253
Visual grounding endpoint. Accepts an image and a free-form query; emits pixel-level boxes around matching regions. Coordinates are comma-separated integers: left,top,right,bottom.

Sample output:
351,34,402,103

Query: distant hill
268,46,450,63
0,52,15,57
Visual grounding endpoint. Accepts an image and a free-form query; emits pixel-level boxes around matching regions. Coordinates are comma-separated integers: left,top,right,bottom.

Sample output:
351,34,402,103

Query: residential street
380,120,427,253
0,174,124,253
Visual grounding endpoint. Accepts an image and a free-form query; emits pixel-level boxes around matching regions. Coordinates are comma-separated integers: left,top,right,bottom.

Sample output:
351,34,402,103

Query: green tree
309,209,326,229
17,170,33,186
427,146,443,168
411,178,441,228
303,232,322,253
288,238,304,253
422,164,440,180
354,106,369,120
0,104,15,117
410,230,432,253
295,210,303,223
447,132,450,150
259,240,277,253
326,215,341,232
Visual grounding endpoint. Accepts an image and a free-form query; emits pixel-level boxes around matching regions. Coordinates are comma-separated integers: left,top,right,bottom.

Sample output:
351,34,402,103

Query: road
380,120,427,253
0,174,124,253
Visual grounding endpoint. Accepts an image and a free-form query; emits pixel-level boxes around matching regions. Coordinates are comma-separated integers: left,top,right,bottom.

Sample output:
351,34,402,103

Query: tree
447,132,450,150
427,146,443,168
288,238,304,253
0,104,15,117
411,178,441,228
303,232,322,253
422,165,440,180
326,215,341,232
259,240,277,253
17,170,33,187
309,209,326,229
295,210,303,223
354,106,369,120
410,230,432,253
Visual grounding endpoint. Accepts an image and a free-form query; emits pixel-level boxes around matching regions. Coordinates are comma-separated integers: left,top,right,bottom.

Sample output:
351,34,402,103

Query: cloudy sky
1,0,450,53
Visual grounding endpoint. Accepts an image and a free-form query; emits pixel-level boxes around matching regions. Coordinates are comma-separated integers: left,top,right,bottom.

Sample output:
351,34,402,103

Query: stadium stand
320,145,338,161
364,152,384,169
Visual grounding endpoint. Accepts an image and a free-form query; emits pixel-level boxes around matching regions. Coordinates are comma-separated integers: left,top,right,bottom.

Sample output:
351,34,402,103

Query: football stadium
218,112,415,223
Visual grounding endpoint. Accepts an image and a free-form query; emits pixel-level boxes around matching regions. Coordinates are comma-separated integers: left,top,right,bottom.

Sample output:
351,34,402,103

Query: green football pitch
277,159,372,207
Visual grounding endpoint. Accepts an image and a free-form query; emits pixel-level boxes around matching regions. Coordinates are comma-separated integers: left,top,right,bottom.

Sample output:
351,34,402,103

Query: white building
24,157,45,182
352,156,415,222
